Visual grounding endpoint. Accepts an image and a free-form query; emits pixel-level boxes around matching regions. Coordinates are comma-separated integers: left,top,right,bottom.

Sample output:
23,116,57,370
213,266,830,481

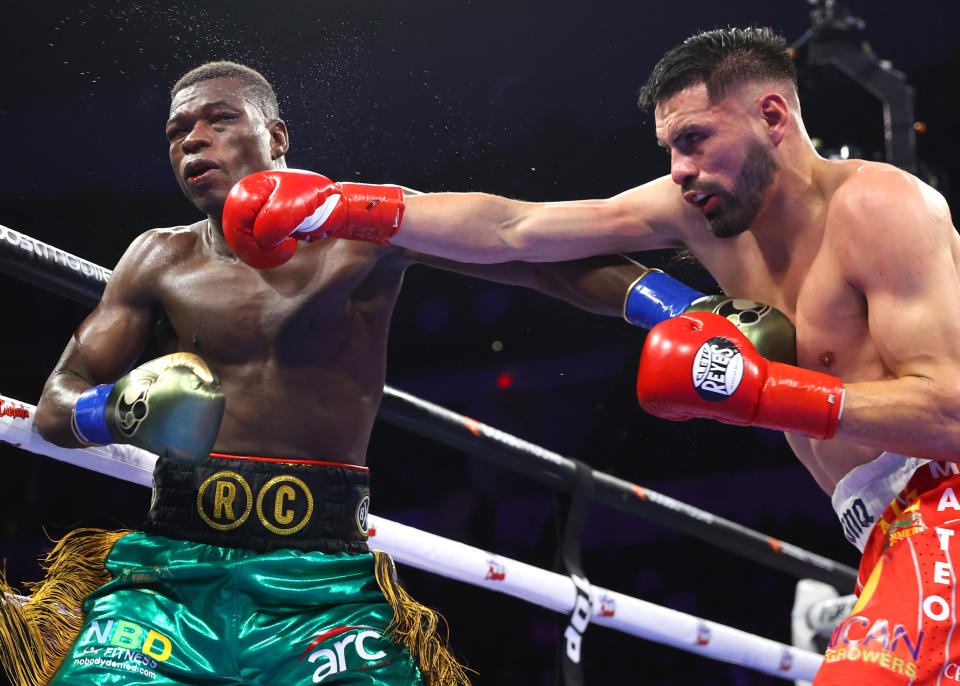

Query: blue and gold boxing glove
72,353,225,462
623,268,796,365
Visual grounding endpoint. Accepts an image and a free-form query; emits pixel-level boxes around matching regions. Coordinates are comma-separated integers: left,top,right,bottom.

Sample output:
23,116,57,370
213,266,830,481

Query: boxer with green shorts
49,454,439,685
0,60,652,685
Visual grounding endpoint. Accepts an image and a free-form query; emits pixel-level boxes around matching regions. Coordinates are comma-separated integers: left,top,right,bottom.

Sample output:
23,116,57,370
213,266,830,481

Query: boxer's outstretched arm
35,230,163,448
222,171,697,268
398,177,687,262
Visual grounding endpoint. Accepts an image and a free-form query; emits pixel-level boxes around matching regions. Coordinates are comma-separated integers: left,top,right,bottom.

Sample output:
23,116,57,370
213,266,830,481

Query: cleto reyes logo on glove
692,337,744,401
114,378,155,437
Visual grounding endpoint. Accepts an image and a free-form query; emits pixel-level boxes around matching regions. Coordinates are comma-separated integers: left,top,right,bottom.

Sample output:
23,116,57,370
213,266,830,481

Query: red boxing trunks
817,458,960,684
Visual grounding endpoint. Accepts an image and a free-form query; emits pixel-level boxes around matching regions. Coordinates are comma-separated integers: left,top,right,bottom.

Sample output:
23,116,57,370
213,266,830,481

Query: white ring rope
1,393,823,680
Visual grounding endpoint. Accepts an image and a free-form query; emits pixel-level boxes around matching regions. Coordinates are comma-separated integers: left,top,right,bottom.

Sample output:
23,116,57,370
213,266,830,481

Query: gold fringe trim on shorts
373,550,474,686
0,528,131,686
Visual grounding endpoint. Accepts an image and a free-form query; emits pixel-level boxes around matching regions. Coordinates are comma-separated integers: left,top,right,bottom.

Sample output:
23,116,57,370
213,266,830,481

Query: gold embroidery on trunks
256,475,314,535
196,471,253,531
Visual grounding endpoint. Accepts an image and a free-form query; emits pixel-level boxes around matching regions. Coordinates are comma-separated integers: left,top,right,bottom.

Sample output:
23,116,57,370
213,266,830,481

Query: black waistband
141,453,371,554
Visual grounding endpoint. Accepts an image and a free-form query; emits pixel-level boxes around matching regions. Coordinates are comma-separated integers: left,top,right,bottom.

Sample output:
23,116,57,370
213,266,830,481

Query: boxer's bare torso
142,221,405,464
40,218,409,465
33,75,420,465
615,160,960,494
398,80,960,496
682,160,960,493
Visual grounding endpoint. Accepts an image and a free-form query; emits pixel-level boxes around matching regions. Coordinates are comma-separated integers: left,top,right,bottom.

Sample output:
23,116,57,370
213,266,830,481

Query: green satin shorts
49,532,424,685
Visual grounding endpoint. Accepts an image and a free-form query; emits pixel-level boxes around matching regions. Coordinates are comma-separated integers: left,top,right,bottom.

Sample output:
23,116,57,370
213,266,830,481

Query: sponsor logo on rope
599,593,616,618
298,626,391,683
564,573,592,664
485,558,506,581
692,337,743,401
644,489,715,524
0,224,112,283
0,399,30,420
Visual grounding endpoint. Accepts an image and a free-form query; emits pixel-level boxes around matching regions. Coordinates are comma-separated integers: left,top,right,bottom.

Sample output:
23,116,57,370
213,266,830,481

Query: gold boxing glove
73,353,225,462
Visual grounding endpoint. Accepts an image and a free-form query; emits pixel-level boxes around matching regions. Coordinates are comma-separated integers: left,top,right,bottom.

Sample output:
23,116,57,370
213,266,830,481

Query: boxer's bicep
49,231,164,390
839,169,960,381
37,232,165,444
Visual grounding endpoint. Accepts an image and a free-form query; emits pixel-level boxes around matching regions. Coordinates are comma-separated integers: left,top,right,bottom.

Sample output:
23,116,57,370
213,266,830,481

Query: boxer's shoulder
108,222,206,296
124,221,204,262
827,161,928,218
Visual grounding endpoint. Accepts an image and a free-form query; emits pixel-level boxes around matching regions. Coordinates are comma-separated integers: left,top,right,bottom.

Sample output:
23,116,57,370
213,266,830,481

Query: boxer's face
654,82,777,238
166,77,286,216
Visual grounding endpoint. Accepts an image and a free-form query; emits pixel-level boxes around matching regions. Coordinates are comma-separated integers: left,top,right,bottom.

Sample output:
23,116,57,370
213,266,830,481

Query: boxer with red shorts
815,457,960,684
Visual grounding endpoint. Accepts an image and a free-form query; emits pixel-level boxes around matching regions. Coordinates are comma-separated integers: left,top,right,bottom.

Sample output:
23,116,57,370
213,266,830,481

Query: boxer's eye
210,113,236,123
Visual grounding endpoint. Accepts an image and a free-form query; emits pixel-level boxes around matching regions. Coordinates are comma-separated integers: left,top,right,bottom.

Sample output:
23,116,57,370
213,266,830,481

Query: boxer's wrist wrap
72,383,115,445
142,453,372,554
336,182,404,244
622,269,704,329
757,364,845,440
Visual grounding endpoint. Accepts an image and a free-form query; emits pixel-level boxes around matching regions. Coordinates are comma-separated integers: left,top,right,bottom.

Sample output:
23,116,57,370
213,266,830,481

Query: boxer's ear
267,119,289,160
757,92,789,146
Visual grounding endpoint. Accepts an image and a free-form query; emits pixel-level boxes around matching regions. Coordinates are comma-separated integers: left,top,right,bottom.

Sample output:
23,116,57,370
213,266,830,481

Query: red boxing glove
636,312,844,440
221,169,405,269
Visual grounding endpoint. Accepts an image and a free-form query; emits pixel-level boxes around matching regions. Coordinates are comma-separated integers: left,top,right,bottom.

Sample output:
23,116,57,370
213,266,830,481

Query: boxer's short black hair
638,27,797,111
171,61,280,119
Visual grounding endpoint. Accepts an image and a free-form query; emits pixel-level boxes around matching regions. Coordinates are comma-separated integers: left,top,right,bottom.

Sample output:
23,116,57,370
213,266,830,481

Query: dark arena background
1,1,958,684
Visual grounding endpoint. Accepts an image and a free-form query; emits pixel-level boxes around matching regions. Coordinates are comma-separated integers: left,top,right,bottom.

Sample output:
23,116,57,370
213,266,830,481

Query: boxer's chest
703,236,890,384
792,262,890,382
157,240,401,364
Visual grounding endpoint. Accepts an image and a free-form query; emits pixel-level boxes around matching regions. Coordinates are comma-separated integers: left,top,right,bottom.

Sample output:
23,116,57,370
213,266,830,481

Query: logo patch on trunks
881,501,926,551
825,614,922,679
256,475,314,535
299,626,390,682
692,337,744,401
71,618,176,679
356,492,370,537
196,470,253,531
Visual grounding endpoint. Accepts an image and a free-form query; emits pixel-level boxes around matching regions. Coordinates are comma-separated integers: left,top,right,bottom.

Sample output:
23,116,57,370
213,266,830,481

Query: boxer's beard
698,140,778,239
